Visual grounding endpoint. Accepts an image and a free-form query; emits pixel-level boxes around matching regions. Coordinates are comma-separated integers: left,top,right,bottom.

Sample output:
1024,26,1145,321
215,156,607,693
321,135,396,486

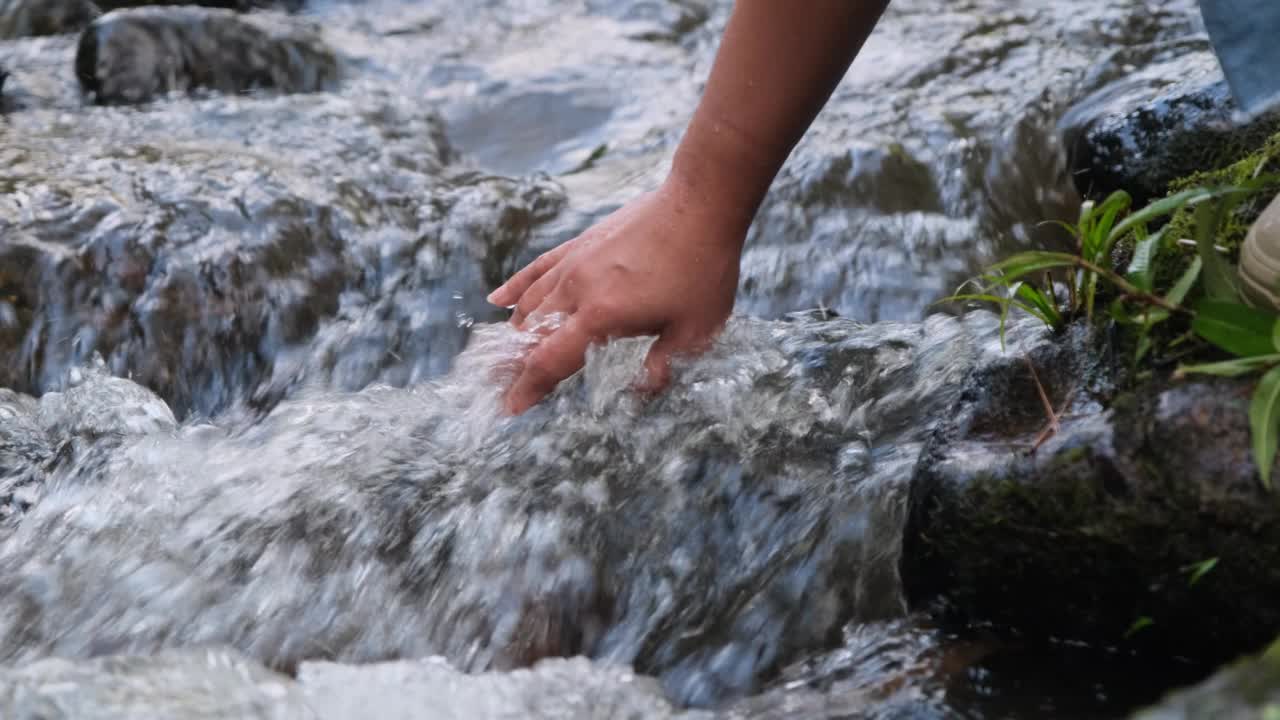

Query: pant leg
1199,0,1280,119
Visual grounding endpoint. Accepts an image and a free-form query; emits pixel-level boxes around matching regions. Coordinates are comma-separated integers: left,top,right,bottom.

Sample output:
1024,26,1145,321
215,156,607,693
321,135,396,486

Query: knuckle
579,300,618,329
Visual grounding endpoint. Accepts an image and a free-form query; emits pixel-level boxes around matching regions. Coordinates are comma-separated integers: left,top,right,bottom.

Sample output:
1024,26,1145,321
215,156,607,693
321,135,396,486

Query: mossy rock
1066,48,1280,206
903,369,1280,666
1132,640,1280,719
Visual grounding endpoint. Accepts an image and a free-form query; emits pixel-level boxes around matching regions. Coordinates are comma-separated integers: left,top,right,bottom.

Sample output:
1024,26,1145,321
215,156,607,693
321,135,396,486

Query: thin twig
1025,356,1058,437
1024,356,1077,454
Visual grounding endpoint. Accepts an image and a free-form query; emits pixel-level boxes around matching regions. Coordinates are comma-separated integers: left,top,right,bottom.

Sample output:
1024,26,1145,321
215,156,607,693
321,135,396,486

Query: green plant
949,178,1280,488
945,185,1242,348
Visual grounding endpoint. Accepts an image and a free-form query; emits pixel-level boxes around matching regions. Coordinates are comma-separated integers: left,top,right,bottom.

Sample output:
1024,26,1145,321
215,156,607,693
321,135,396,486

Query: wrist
666,114,780,242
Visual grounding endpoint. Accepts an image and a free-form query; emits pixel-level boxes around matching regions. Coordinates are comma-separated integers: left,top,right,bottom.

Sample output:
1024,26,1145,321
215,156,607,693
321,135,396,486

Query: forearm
669,0,888,239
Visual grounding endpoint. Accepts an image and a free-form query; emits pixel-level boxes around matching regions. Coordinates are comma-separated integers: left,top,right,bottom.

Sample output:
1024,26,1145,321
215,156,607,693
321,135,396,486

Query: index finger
504,319,594,415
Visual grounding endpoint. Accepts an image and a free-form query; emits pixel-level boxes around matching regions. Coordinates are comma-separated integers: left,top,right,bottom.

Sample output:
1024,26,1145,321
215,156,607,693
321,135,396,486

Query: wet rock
1063,43,1280,203
75,6,338,105
1131,642,1280,720
95,1,305,10
0,0,98,39
585,0,710,43
0,82,494,419
0,389,50,522
903,350,1280,664
37,359,177,440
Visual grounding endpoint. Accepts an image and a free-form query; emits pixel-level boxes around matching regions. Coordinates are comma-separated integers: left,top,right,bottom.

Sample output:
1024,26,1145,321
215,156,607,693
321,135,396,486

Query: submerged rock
0,0,98,39
903,349,1280,664
1063,44,1280,203
75,6,338,105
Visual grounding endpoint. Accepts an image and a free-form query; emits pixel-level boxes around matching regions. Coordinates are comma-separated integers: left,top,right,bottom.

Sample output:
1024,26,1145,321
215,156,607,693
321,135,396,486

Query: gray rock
1062,43,1280,203
75,6,338,105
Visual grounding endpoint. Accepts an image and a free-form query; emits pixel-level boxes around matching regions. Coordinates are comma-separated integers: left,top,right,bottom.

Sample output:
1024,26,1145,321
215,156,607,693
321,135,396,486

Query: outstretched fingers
509,269,560,329
504,319,595,415
487,243,572,309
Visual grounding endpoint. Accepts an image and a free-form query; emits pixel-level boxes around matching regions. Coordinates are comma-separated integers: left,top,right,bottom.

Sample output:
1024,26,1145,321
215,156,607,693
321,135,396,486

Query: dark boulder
75,6,337,105
902,349,1280,665
1062,43,1280,204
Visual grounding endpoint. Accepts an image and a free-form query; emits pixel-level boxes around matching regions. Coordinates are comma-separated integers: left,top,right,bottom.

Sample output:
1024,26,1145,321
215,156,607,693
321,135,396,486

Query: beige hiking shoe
1238,192,1280,312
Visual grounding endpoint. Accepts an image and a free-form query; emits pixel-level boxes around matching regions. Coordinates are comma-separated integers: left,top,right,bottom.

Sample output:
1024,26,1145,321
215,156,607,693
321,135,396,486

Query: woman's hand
488,174,746,415
487,1,888,414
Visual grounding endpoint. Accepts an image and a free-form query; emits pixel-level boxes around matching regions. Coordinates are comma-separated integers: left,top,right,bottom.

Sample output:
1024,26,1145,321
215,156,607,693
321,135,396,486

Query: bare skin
489,1,890,415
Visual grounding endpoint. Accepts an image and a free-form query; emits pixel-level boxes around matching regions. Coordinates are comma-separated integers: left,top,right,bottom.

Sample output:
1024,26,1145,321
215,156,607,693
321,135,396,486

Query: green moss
1158,131,1280,272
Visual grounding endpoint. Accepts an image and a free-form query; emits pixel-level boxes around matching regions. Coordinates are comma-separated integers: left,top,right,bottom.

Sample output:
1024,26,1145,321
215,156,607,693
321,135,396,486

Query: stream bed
0,0,1239,717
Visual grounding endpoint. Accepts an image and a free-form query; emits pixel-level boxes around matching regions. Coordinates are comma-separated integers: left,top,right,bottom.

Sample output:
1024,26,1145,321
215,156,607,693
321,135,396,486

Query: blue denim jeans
1200,0,1280,119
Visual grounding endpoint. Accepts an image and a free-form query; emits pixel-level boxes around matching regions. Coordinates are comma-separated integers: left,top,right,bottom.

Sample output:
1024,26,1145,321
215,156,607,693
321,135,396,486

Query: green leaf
1107,187,1210,247
1014,283,1062,328
1177,354,1280,378
1192,300,1280,357
1182,557,1218,587
1135,334,1153,364
1036,219,1082,241
1163,257,1202,307
1124,616,1155,639
1273,318,1280,353
1084,190,1131,261
1194,200,1242,303
1250,364,1280,489
1125,233,1160,293
987,251,1079,280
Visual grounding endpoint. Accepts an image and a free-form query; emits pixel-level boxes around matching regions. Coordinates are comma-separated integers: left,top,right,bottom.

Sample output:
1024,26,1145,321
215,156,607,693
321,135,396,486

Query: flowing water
0,0,1217,716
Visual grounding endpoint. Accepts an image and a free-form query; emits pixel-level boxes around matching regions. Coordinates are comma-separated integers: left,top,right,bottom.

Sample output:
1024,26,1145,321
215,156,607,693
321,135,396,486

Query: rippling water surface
0,0,1215,717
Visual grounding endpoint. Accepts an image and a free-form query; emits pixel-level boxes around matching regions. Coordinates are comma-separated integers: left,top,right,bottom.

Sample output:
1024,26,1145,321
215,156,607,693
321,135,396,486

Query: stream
0,0,1219,717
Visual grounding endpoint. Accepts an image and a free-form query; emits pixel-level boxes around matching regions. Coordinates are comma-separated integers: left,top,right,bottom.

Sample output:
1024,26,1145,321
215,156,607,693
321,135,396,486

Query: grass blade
1015,283,1062,328
1107,187,1210,247
1126,233,1161,292
1176,354,1280,378
1250,364,1280,489
1085,190,1131,261
988,251,1080,279
1163,257,1202,306
1194,200,1242,303
1183,557,1219,587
